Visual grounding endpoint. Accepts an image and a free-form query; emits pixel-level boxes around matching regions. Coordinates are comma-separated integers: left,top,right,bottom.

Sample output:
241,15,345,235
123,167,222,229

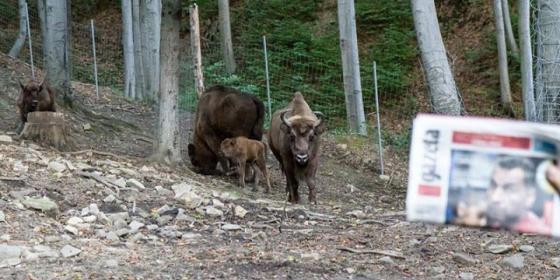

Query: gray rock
379,175,390,181
115,228,130,237
487,244,513,254
44,235,59,243
502,254,524,270
205,206,223,217
83,123,92,131
519,245,534,253
222,224,242,231
0,135,13,143
181,233,202,239
0,210,5,222
155,186,173,196
379,256,395,265
126,179,145,190
431,266,445,274
107,212,129,223
129,221,145,233
33,245,59,258
48,161,67,173
96,229,107,238
159,227,181,238
146,224,159,231
130,233,146,242
0,258,21,268
346,210,366,219
105,259,119,268
0,234,9,241
301,252,321,261
22,197,59,216
550,257,560,268
67,217,84,226
0,245,23,259
9,189,35,200
60,245,81,258
452,252,478,265
103,194,116,203
176,209,195,222
64,225,79,235
459,272,474,280
156,205,172,215
89,204,100,215
106,231,120,242
180,191,203,209
113,178,127,188
157,215,173,226
234,206,248,218
212,199,225,209
172,182,194,199
83,215,97,223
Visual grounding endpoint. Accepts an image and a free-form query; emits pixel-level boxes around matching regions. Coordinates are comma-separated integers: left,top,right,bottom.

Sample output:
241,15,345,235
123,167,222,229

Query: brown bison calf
220,136,271,193
16,79,56,134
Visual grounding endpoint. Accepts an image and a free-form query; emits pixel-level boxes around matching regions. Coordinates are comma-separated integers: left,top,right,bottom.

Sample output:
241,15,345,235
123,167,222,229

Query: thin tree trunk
141,0,160,103
132,0,144,100
37,0,47,64
494,0,514,115
519,0,536,120
9,0,28,58
152,0,182,164
121,0,136,99
502,0,519,54
337,0,366,135
43,0,72,106
218,0,235,74
411,0,462,115
190,4,204,98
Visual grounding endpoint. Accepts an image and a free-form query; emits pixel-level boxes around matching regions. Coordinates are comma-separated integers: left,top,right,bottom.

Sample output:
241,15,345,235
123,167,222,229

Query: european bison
268,92,326,204
16,79,56,134
188,85,265,175
220,136,271,193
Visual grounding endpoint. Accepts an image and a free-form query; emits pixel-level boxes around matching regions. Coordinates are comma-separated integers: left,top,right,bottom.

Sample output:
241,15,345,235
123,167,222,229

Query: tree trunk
535,0,560,123
519,0,536,121
42,0,72,106
19,112,71,151
218,0,235,74
152,0,182,164
132,0,144,100
190,4,204,98
37,0,47,61
140,0,161,103
337,0,367,135
9,0,28,58
502,0,519,54
122,0,136,99
411,0,462,115
494,0,514,115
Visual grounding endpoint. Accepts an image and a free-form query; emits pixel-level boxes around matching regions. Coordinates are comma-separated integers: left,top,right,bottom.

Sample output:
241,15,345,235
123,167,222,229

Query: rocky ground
2,54,560,279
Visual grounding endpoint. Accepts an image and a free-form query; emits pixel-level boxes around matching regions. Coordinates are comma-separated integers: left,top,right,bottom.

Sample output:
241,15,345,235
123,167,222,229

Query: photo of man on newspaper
447,151,554,235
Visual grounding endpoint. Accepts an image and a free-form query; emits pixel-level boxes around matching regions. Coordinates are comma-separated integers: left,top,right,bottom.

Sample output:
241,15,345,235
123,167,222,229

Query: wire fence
0,0,413,134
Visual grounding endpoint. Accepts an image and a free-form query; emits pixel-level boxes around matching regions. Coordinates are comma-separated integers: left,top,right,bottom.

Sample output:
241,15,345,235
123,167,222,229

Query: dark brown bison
268,92,326,204
220,136,271,193
188,85,265,175
16,79,56,134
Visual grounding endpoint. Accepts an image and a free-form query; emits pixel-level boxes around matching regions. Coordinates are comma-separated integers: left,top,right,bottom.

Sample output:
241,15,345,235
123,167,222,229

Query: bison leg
15,121,25,135
237,160,247,189
251,164,259,192
286,175,300,203
256,157,271,193
306,177,317,205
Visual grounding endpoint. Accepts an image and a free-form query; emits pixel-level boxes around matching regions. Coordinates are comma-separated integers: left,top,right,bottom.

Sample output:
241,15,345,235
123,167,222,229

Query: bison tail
251,96,265,140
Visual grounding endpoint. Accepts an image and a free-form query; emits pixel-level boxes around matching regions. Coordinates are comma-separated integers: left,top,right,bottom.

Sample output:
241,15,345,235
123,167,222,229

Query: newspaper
406,114,560,237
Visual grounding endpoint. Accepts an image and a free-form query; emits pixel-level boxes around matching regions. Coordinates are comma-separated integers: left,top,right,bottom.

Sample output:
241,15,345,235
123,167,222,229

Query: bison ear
188,144,195,158
314,121,327,135
280,123,291,134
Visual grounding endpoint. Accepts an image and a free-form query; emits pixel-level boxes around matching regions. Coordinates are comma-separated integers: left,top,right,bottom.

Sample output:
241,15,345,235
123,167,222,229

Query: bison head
19,79,45,110
188,142,219,175
220,138,236,158
280,111,326,165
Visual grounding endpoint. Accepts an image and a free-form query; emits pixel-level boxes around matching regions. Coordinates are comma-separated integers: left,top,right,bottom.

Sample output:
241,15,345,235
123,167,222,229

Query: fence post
90,19,99,98
373,61,384,175
190,4,204,98
24,2,35,80
263,35,272,124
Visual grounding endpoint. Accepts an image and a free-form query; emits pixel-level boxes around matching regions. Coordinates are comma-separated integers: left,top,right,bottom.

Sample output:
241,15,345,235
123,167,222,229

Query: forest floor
1,54,560,279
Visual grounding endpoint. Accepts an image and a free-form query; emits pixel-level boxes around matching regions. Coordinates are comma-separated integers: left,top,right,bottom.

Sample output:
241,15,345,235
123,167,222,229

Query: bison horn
281,111,291,127
313,111,324,127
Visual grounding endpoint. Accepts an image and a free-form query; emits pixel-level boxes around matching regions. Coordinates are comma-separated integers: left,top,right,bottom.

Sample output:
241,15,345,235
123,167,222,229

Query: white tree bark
502,0,519,54
190,4,204,98
519,0,536,120
140,0,161,103
132,0,145,100
37,0,47,59
42,0,72,104
411,0,462,115
153,0,182,164
494,0,514,114
122,0,136,99
9,0,28,58
337,0,367,135
218,0,236,74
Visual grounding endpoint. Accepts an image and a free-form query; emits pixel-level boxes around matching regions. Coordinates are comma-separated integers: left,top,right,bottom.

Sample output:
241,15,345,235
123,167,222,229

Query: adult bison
16,79,56,134
268,92,326,204
188,85,265,175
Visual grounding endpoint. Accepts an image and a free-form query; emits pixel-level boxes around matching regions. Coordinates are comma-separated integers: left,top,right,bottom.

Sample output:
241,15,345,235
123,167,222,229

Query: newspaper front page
406,114,560,237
